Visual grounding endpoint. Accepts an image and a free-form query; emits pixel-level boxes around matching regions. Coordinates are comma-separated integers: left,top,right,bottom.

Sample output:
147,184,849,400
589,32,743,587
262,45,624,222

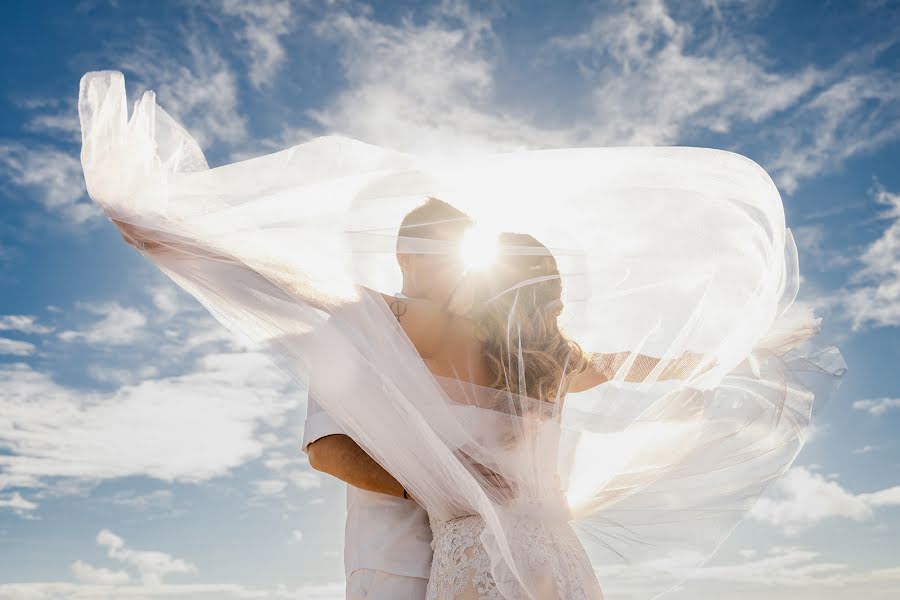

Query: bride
79,70,848,600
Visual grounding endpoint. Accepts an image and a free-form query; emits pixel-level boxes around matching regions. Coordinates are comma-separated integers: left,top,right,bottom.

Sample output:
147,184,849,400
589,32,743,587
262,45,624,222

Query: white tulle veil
78,70,847,600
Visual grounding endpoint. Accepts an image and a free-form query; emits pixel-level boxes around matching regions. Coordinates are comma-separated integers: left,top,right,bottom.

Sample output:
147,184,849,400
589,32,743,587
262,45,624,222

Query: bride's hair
468,232,590,402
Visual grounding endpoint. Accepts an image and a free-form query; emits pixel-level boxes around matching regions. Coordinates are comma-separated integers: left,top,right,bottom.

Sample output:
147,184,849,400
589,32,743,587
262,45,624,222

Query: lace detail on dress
427,515,502,600
426,514,599,600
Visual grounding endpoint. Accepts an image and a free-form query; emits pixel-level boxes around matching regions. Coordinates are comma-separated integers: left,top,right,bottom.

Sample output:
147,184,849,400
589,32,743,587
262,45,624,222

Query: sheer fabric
78,70,847,600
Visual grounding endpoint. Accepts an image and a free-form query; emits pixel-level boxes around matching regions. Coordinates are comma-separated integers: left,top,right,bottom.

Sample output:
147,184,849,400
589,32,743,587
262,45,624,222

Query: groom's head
396,196,473,303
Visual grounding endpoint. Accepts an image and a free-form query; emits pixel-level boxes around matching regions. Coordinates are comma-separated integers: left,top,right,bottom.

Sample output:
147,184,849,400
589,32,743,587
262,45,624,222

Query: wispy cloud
853,397,900,416
252,478,288,497
307,1,571,155
832,182,900,330
11,95,83,143
676,545,900,591
791,224,855,273
0,141,101,225
547,0,820,146
0,337,37,356
0,314,54,334
304,0,899,199
104,489,174,512
58,301,148,346
767,65,900,194
6,526,339,600
120,32,248,149
261,448,322,492
0,580,344,600
218,0,295,89
0,350,297,513
97,529,197,585
70,560,130,585
0,491,38,518
751,466,900,535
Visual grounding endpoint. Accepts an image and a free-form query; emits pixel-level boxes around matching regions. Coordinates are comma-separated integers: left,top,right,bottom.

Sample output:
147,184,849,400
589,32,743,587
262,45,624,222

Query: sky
0,0,899,598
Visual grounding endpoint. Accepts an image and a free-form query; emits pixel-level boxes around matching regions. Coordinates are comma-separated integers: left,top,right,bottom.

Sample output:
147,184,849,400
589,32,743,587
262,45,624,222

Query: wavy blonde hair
464,232,590,402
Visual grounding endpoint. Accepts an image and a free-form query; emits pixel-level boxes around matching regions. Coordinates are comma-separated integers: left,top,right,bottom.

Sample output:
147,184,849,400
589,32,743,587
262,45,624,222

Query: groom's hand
469,461,519,499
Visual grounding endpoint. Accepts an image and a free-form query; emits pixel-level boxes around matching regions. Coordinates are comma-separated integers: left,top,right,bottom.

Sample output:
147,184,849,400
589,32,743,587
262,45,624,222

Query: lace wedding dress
423,379,604,600
428,514,601,600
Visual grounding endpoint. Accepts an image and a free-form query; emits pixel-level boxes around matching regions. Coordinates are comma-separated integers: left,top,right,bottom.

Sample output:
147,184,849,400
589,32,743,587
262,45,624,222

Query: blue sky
1,0,899,598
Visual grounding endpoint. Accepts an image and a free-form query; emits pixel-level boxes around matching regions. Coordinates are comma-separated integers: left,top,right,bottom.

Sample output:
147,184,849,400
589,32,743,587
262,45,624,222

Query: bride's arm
114,218,457,360
111,218,337,313
567,350,713,392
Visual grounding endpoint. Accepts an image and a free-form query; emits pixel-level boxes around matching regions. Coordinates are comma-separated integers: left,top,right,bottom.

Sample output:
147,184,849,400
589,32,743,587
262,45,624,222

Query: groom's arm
306,434,408,500
302,394,411,501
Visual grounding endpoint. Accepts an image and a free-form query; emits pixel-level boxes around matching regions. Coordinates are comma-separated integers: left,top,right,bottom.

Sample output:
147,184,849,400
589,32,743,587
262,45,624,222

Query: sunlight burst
461,225,499,272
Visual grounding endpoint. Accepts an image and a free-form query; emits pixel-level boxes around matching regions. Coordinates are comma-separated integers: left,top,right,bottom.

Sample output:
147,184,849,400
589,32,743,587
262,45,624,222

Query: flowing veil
78,70,847,600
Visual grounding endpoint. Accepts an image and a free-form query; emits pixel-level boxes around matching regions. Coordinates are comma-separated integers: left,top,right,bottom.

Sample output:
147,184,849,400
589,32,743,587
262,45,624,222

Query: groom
302,197,474,600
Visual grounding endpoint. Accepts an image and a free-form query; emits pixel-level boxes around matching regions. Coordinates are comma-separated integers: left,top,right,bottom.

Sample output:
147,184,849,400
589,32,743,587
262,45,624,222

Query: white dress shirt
301,292,433,579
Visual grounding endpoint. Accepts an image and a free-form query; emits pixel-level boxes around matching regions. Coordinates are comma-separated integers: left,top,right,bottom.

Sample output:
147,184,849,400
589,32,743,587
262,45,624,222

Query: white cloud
0,581,344,599
307,1,570,156
852,444,881,455
121,33,247,148
286,470,322,491
0,491,38,518
0,349,297,507
26,111,81,140
853,397,900,416
70,560,130,585
767,70,900,193
673,545,900,594
11,94,80,141
685,546,847,586
290,529,304,544
750,466,900,534
832,182,900,330
0,141,101,224
149,282,196,321
0,337,37,356
86,364,161,385
252,479,288,496
219,0,294,89
0,314,54,334
97,529,196,586
58,302,147,346
701,0,776,22
547,0,820,147
304,0,899,198
791,224,855,273
104,489,174,511
260,449,322,491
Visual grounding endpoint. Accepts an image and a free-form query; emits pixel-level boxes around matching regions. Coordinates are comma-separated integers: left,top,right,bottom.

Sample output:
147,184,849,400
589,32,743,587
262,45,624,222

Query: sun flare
461,225,499,272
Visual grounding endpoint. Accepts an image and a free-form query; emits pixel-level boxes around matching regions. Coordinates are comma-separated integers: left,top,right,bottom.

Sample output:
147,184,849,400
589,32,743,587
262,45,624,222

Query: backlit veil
78,70,847,600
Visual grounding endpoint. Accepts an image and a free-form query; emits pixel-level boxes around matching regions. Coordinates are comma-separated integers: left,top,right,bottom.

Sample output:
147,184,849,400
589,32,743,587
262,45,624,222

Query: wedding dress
423,378,603,600
78,70,847,600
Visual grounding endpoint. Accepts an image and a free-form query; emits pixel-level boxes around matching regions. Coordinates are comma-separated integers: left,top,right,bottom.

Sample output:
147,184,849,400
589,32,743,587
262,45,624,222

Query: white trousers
346,568,428,600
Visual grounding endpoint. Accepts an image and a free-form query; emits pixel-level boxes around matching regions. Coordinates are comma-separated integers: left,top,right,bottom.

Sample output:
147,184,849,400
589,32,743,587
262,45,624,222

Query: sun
461,225,499,272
